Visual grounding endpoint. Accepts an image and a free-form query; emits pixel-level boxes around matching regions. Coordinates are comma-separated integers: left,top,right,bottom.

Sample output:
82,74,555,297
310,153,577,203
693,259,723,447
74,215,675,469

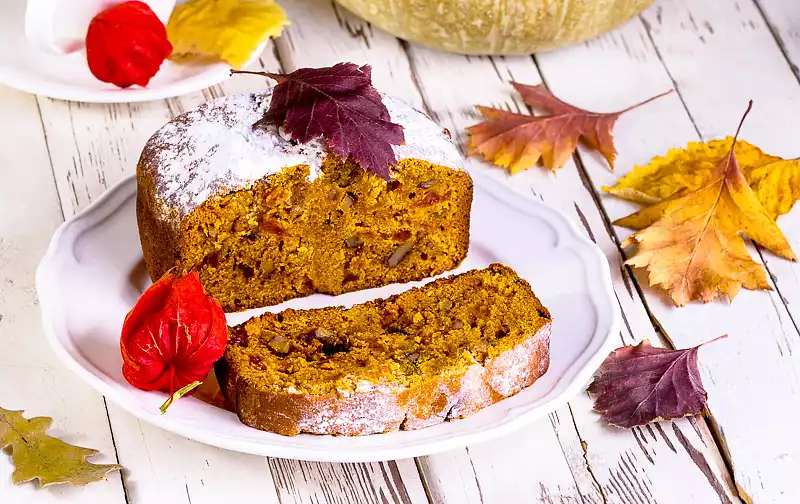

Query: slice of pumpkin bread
216,264,552,436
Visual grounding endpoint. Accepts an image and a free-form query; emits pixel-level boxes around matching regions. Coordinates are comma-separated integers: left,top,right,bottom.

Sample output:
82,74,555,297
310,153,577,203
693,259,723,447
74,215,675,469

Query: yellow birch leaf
603,137,800,220
167,0,289,70
0,407,122,487
617,106,797,306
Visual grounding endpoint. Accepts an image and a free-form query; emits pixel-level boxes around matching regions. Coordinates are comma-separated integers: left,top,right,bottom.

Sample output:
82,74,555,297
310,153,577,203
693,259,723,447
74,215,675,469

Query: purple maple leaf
238,63,405,180
587,336,726,428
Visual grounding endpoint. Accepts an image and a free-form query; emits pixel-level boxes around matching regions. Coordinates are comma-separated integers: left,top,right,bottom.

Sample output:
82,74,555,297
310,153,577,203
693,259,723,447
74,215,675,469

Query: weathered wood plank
0,85,126,503
418,417,590,504
756,0,800,84
414,450,483,504
404,42,737,503
532,2,800,502
268,459,428,504
106,407,281,504
276,0,421,105
37,97,173,217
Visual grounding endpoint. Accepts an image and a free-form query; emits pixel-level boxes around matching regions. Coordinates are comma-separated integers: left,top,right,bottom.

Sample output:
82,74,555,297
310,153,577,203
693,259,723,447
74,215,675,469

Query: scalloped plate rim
36,169,620,461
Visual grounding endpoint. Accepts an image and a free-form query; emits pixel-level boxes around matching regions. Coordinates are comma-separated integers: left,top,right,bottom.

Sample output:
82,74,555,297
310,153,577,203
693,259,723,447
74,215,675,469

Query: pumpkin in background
334,0,654,55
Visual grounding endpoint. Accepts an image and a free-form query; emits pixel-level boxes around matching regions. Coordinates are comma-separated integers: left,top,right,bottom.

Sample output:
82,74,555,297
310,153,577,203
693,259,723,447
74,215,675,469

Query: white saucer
0,0,242,103
36,169,620,461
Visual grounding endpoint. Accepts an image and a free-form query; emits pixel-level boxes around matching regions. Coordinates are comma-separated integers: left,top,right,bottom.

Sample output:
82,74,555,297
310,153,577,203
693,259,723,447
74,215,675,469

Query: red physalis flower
120,271,227,395
85,1,172,88
234,63,405,180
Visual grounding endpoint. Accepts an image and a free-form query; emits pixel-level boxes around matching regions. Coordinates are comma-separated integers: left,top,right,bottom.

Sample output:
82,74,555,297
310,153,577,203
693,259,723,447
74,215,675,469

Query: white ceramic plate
36,169,620,462
0,0,246,103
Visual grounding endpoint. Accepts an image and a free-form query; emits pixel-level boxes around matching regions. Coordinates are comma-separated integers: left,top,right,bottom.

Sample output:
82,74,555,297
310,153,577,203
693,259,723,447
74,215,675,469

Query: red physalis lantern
120,271,228,398
85,1,173,88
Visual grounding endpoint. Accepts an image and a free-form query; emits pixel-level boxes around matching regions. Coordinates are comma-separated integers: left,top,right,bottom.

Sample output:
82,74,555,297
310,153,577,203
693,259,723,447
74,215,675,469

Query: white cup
24,0,176,54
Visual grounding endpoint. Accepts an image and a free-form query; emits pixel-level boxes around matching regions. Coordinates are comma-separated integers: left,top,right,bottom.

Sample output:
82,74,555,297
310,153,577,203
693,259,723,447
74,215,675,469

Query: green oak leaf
0,407,122,487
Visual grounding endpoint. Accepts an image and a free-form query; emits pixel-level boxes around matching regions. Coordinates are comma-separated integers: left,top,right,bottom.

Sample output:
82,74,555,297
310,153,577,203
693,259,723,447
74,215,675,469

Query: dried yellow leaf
604,137,800,220
617,111,797,306
0,407,122,487
167,0,289,70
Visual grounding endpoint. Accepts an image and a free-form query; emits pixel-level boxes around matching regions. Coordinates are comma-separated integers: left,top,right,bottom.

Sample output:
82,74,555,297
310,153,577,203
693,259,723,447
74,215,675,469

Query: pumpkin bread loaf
137,91,472,311
216,264,552,436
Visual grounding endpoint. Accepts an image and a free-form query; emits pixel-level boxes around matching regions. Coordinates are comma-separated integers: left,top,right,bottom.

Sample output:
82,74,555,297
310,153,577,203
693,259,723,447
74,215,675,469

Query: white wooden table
3,0,800,502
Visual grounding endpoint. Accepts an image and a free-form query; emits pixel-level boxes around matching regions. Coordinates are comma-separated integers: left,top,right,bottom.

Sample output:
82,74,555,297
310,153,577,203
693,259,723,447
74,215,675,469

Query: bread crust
135,92,470,312
136,163,180,280
216,322,550,436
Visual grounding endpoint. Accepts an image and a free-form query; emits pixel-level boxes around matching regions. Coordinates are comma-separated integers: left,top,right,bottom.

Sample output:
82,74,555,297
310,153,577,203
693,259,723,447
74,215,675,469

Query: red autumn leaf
587,336,727,428
468,84,671,173
233,63,405,180
85,1,172,88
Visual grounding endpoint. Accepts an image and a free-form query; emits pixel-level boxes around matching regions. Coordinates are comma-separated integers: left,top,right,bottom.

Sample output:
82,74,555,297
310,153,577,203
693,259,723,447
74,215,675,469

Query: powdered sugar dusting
279,324,552,435
485,322,552,397
297,387,407,436
139,90,463,225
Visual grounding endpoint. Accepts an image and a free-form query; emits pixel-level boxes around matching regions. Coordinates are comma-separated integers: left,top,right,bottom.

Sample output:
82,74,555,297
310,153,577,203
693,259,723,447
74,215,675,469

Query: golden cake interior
224,264,551,396
176,156,472,311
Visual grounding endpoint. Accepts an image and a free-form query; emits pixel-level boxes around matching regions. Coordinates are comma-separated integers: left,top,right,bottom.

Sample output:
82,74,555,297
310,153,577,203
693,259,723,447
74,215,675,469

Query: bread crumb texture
217,264,552,435
170,156,472,311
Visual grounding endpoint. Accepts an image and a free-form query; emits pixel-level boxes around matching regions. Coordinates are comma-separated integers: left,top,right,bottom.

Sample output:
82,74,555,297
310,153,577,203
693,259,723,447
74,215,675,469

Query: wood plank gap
269,43,289,74
637,15,703,139
329,0,372,48
527,51,744,503
272,34,297,73
754,246,800,336
398,40,435,118
261,40,287,75
751,0,800,85
411,458,435,504
463,447,486,504
670,423,738,504
102,398,130,504
700,412,744,504
561,405,607,504
34,97,66,221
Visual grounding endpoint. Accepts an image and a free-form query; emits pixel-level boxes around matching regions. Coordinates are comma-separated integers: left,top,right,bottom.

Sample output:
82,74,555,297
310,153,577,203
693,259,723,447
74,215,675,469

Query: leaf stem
732,100,753,142
697,334,729,349
159,381,202,415
618,89,674,114
230,69,280,80
723,100,753,175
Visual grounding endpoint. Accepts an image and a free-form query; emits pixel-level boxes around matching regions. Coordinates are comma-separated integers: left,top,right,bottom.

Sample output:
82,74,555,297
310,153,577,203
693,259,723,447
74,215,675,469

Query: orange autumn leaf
618,102,797,306
467,84,671,174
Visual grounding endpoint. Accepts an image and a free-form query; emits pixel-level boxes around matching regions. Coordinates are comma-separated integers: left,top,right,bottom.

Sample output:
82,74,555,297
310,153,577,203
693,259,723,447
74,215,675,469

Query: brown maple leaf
467,83,671,173
588,336,726,428
618,101,798,306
